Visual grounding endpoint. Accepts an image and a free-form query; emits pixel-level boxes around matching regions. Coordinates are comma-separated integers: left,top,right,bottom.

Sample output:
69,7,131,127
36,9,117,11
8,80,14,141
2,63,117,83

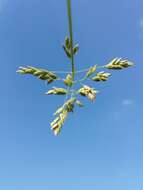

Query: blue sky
0,0,143,189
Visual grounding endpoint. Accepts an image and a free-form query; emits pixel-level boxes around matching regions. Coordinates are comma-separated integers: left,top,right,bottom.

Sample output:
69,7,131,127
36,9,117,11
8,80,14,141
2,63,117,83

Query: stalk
67,0,75,80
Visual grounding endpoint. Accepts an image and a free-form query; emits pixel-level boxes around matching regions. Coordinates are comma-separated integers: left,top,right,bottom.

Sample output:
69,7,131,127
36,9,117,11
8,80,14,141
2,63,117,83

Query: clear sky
0,0,143,189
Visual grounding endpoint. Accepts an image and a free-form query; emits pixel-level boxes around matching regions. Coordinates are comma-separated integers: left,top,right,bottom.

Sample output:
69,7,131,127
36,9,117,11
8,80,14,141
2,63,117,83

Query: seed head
105,58,133,70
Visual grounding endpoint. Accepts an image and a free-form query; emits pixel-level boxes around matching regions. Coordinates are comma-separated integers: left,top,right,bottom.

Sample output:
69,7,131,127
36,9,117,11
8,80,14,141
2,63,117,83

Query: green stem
67,0,75,80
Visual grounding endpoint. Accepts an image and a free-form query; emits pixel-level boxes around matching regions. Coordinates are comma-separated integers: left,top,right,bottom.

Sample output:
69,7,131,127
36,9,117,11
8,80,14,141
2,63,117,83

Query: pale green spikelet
64,97,76,112
105,58,133,70
46,87,68,95
78,85,98,102
51,98,76,135
51,109,68,135
17,66,58,84
54,106,65,116
92,71,111,82
86,65,97,77
54,98,76,116
64,74,73,87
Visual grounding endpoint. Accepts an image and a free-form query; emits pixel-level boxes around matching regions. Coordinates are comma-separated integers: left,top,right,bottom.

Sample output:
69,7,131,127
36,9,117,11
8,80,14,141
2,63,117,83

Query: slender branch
51,66,105,74
67,0,75,80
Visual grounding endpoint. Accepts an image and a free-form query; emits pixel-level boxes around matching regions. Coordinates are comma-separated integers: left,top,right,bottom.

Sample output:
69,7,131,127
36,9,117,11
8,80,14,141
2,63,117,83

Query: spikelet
78,85,98,102
62,36,72,58
62,37,79,58
65,36,71,49
46,87,68,95
17,66,58,84
51,109,68,135
51,98,76,135
64,74,73,87
54,98,76,116
54,106,65,116
105,58,133,70
64,98,76,112
92,71,111,82
62,44,71,58
86,65,97,77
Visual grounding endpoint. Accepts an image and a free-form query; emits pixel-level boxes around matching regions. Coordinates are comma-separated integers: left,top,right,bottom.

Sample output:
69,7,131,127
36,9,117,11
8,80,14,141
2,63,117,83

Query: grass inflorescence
17,0,133,135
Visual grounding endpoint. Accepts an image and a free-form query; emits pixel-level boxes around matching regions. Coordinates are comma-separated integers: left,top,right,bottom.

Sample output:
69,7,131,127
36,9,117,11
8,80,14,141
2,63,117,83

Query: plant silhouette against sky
17,0,133,135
